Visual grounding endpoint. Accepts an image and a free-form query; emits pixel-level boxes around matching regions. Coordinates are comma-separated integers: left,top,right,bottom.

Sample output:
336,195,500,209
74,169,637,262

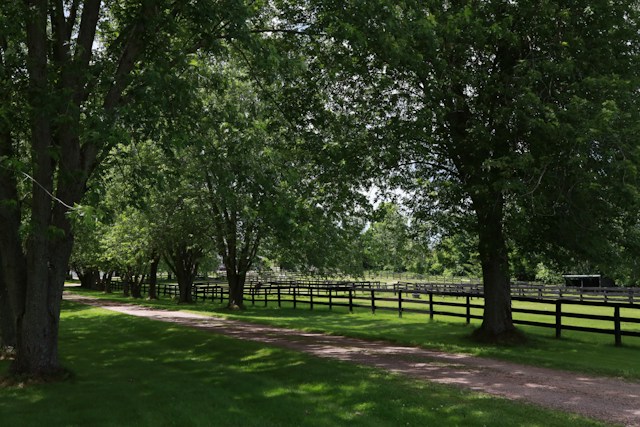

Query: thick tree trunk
471,194,522,343
176,269,195,304
78,268,100,289
148,255,159,300
130,275,144,299
11,218,73,377
8,0,69,378
226,271,246,309
11,261,68,377
165,248,200,304
0,265,16,349
1,0,157,380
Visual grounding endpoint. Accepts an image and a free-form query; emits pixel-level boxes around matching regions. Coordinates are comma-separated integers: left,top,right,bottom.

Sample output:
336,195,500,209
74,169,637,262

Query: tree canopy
2,0,640,375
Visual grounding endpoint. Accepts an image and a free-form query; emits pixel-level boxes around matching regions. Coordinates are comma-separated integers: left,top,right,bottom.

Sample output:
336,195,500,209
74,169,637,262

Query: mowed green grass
68,288,640,380
0,302,604,427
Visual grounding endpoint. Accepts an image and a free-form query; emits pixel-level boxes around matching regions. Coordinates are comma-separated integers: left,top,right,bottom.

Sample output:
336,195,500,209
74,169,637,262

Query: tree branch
65,0,80,42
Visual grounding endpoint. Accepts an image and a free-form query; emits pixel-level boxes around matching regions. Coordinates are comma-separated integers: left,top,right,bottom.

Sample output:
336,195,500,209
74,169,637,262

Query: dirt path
65,293,640,426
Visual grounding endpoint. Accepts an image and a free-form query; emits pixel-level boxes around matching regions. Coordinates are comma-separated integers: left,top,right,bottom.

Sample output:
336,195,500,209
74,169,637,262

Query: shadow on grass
0,305,601,427
65,288,640,380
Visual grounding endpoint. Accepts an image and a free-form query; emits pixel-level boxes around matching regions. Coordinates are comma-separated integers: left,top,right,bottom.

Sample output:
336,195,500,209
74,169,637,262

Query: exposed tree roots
0,346,16,361
1,366,74,387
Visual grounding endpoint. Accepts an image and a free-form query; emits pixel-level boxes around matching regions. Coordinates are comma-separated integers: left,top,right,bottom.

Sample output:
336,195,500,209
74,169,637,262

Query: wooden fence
108,279,640,346
393,282,640,304
247,284,640,347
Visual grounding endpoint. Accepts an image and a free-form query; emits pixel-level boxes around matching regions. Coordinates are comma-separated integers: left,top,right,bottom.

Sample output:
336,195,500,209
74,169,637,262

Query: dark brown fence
251,284,640,346
108,280,640,346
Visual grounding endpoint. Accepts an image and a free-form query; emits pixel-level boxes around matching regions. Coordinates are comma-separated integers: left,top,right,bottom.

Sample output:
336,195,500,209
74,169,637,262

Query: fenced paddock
107,279,640,346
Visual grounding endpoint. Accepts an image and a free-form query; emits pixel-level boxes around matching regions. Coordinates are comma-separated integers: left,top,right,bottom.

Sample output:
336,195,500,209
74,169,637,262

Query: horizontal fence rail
107,279,640,346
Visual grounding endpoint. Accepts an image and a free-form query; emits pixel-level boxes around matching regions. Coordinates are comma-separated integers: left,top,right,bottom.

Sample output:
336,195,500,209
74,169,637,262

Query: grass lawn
0,301,605,427
67,288,640,380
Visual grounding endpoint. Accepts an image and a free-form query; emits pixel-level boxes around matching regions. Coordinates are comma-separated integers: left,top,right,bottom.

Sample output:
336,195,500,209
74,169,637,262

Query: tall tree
194,62,365,308
304,1,640,341
0,0,252,378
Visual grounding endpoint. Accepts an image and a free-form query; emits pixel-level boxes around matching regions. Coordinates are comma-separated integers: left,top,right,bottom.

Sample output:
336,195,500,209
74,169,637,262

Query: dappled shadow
53,294,640,426
1,305,598,427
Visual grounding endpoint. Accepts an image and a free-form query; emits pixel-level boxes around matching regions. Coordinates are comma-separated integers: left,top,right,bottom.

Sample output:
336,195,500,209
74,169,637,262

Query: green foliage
303,0,640,292
362,204,411,272
534,263,563,285
100,208,152,277
360,203,481,277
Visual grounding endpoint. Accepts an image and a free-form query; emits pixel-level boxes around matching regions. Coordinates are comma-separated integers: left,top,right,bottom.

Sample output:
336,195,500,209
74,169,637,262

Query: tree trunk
165,248,201,304
176,269,194,304
10,226,73,377
226,271,246,309
78,268,100,290
2,0,159,379
8,0,71,378
148,255,159,300
122,273,131,297
130,275,144,299
101,272,113,293
471,194,522,343
0,264,16,349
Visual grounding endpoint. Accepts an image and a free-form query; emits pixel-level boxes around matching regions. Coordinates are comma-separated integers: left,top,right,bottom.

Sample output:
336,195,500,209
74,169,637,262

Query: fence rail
107,279,640,346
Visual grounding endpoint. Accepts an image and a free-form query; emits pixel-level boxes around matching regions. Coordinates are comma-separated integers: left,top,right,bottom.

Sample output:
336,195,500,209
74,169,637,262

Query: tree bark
175,268,194,304
148,255,160,299
130,274,144,299
1,0,164,379
226,270,246,309
122,273,131,297
78,268,100,289
165,247,201,304
8,0,66,378
0,264,16,349
470,194,521,343
101,271,114,293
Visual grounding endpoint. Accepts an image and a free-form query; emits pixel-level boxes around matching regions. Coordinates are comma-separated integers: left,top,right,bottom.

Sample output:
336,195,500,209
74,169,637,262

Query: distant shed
563,274,615,287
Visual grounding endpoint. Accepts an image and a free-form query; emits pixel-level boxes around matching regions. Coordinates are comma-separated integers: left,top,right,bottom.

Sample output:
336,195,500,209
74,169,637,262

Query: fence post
264,287,268,307
277,287,281,308
329,288,332,310
555,300,562,339
310,287,314,310
429,292,434,320
251,287,255,306
398,291,403,318
348,289,353,313
371,290,375,314
293,287,297,309
466,295,470,324
614,306,622,346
